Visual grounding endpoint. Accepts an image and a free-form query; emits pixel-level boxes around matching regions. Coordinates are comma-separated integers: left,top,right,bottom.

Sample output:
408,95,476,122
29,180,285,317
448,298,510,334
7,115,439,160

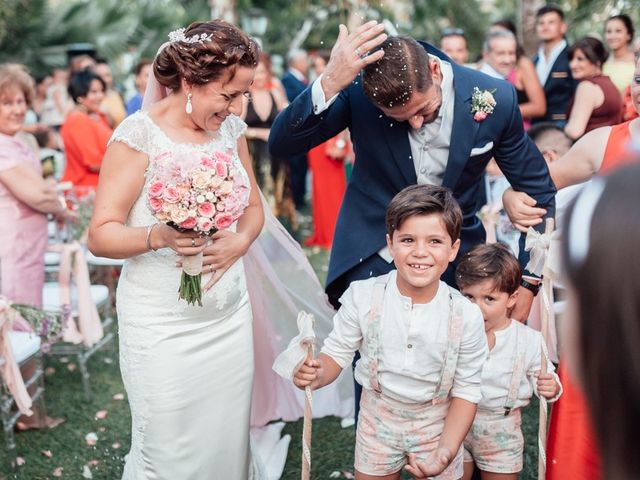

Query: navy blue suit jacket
533,44,578,123
270,43,556,298
281,70,307,103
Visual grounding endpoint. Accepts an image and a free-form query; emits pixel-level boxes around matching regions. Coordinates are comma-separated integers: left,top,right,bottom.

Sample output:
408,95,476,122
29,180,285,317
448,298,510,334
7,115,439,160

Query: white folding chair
42,282,113,400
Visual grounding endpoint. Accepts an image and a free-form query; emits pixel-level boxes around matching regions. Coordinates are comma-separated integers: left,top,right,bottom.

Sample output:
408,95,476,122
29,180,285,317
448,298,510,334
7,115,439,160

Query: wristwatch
520,279,541,296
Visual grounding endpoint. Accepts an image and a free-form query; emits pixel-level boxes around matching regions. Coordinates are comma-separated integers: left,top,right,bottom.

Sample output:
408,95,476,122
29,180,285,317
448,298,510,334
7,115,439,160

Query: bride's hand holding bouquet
146,149,249,306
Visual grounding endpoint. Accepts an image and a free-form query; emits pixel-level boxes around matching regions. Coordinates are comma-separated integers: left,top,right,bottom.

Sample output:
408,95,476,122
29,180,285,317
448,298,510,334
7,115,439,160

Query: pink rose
148,181,165,198
473,111,488,122
149,197,164,212
163,186,180,204
214,213,234,230
218,181,233,195
197,217,213,233
200,156,215,169
214,151,232,164
191,171,209,189
215,161,228,178
179,217,197,230
198,202,215,218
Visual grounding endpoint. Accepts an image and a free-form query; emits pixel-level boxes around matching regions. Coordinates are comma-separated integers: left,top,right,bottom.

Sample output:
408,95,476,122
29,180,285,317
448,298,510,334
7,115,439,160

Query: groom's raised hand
320,21,387,100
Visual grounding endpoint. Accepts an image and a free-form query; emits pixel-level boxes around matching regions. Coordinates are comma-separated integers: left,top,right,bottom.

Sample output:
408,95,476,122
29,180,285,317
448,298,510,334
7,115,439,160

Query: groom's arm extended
493,88,556,315
268,81,351,158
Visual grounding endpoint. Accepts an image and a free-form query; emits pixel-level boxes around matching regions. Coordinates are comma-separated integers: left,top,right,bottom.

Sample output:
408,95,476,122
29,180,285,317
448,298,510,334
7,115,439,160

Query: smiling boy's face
386,213,460,303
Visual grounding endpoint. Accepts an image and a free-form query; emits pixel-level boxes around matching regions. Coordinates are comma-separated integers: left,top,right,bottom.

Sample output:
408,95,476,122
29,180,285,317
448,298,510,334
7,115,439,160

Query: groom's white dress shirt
311,56,455,263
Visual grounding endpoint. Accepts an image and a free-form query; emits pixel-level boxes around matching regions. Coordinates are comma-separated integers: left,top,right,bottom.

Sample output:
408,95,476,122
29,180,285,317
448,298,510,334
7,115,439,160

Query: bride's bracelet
146,224,159,252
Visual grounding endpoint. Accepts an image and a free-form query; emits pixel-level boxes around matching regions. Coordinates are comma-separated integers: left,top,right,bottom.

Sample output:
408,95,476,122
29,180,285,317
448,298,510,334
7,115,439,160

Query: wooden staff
538,218,555,480
301,342,314,480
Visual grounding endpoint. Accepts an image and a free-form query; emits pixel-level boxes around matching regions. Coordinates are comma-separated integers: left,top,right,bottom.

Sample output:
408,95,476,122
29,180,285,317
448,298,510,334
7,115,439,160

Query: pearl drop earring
185,92,193,114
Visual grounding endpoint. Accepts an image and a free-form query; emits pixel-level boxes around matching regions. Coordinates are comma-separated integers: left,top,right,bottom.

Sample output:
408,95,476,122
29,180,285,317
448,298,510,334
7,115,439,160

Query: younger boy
456,243,562,480
294,184,488,479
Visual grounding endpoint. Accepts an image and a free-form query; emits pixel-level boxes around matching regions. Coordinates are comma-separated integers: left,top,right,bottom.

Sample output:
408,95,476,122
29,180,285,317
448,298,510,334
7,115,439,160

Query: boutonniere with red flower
471,87,497,122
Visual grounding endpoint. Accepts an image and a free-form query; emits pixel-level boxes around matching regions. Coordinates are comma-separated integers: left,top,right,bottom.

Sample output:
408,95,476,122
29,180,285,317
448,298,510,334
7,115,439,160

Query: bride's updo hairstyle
154,20,260,90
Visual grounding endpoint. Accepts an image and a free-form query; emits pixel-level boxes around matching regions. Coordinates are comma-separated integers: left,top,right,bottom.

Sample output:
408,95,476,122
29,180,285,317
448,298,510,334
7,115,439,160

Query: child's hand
537,373,559,399
404,449,451,479
293,358,322,390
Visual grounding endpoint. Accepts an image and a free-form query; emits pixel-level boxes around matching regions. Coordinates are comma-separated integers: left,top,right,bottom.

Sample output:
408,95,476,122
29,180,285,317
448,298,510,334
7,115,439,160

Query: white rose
205,192,214,200
196,195,205,204
219,181,233,195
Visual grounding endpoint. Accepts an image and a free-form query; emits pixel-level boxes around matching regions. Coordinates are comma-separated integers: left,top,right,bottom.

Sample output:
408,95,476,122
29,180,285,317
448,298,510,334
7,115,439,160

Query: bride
89,20,352,479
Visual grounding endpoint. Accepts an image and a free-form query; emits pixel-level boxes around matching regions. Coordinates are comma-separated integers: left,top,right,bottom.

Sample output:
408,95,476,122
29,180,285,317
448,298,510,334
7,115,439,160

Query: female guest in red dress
305,51,350,249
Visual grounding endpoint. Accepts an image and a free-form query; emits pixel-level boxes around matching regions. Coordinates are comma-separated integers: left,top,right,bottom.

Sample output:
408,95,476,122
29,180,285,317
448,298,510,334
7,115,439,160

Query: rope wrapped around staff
524,219,556,480
272,311,317,480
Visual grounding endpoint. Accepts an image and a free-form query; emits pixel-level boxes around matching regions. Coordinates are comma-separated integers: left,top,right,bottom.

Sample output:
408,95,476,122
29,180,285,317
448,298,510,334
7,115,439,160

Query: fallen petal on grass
95,410,108,420
15,456,25,466
82,465,93,478
113,393,125,401
53,467,63,477
112,442,121,449
67,363,77,372
85,432,98,446
45,367,56,376
41,450,53,458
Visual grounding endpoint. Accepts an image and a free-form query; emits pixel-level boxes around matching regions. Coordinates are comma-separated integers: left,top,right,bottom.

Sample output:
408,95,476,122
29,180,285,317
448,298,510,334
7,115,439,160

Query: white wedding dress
112,111,258,479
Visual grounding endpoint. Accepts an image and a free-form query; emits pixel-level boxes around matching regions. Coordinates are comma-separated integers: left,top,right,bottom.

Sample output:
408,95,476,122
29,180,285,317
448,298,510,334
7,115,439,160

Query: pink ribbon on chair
0,297,33,415
47,242,103,347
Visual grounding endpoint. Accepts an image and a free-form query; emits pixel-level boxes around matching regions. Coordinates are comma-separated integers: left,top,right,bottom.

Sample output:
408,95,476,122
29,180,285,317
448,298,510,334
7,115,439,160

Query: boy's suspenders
366,275,388,394
503,323,527,415
432,288,464,405
366,279,464,403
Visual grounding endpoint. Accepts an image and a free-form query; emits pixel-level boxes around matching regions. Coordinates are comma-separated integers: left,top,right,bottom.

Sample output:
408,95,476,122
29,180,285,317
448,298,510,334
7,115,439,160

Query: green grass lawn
1,218,542,479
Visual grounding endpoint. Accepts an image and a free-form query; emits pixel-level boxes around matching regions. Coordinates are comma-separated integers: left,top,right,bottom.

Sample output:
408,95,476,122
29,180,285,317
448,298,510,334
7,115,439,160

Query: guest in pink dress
0,63,67,429
0,64,66,308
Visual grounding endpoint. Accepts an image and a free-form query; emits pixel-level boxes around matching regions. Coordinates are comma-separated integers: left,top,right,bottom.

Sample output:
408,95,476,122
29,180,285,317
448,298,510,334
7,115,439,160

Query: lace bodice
112,111,250,313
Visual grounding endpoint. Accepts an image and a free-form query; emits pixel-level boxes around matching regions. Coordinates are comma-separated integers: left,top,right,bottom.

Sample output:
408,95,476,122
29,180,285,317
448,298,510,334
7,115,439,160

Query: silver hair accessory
567,177,606,265
168,27,213,45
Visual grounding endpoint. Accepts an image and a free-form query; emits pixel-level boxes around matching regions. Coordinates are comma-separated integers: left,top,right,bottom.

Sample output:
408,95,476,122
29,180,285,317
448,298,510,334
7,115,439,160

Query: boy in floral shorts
456,243,562,480
294,185,488,479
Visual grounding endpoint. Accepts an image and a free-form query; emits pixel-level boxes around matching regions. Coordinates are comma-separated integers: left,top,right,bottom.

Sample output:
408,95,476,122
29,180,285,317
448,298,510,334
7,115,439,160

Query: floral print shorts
463,408,523,473
355,389,463,478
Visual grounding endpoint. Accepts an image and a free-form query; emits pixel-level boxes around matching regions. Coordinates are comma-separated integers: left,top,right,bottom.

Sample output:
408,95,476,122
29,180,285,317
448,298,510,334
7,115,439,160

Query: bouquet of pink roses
147,148,250,306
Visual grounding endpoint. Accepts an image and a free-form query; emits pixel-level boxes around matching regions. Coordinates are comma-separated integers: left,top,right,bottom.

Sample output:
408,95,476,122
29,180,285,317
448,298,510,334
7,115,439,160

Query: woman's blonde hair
0,63,35,105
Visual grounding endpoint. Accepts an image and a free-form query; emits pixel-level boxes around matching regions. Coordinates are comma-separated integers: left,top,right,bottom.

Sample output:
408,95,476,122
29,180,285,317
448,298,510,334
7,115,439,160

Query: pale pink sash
0,297,33,415
47,242,104,347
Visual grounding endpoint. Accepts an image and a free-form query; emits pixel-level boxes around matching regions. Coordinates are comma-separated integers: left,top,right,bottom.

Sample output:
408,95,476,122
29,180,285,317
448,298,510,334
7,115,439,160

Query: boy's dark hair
455,243,522,295
385,184,462,242
536,4,564,20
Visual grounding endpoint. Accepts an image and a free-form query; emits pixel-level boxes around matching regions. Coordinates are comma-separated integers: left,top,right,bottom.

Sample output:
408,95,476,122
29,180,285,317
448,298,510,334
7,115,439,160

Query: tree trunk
519,0,545,57
209,0,236,24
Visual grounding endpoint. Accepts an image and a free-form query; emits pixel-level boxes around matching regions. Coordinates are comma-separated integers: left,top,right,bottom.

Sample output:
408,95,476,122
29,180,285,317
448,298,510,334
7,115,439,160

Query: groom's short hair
385,184,462,242
363,36,434,109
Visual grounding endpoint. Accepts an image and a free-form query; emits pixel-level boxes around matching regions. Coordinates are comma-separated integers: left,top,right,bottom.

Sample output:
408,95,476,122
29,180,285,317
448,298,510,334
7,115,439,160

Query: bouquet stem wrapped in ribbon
147,148,250,306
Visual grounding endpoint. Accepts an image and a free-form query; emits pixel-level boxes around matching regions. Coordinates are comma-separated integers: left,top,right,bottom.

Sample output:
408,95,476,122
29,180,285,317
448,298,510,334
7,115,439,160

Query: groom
270,21,555,307
269,20,555,421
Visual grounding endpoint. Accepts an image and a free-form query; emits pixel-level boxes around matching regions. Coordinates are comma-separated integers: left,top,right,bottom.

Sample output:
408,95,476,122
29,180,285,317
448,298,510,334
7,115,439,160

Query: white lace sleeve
108,112,152,154
220,115,247,150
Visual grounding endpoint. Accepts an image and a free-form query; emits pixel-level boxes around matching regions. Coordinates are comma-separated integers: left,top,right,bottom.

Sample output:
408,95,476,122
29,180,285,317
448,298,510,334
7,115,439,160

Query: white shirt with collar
321,271,488,404
479,62,506,80
287,67,307,84
311,55,455,263
478,319,562,412
535,39,568,86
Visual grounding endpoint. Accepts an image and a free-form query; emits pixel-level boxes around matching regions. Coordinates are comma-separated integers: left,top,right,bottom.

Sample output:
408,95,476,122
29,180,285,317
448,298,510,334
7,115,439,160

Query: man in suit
532,4,578,126
281,49,310,211
269,21,556,418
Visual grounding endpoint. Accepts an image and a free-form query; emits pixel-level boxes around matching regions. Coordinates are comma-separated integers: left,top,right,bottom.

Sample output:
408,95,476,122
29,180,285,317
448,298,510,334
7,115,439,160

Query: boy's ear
507,288,519,310
449,238,461,262
385,233,394,255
